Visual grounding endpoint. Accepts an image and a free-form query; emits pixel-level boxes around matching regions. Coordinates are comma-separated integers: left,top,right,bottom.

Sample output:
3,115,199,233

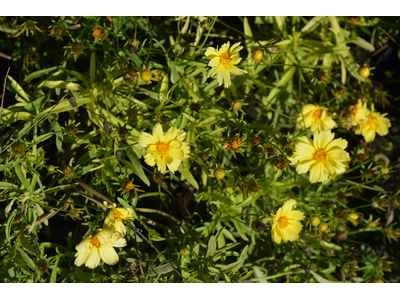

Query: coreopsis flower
103,203,134,235
348,99,370,126
297,104,336,132
205,41,247,88
138,123,190,174
291,130,350,183
354,106,391,143
269,199,305,244
74,229,126,269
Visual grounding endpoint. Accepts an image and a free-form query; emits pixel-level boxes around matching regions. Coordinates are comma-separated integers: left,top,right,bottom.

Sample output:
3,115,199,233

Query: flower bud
69,208,82,220
214,168,226,180
252,49,264,61
359,67,370,78
122,181,135,191
36,259,48,273
12,142,26,155
141,70,152,82
127,108,138,119
319,222,328,232
310,216,320,227
232,101,242,111
249,135,260,147
230,138,242,151
63,166,74,178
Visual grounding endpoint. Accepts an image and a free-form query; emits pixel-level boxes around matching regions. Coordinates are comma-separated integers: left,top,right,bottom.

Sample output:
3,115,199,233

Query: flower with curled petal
205,41,247,88
74,229,126,269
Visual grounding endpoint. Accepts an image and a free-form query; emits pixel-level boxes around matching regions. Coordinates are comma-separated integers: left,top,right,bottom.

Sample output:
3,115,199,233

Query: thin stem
0,67,10,125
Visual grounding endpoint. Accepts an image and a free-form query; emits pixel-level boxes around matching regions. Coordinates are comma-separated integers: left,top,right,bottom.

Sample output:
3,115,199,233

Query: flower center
367,116,375,126
156,142,170,156
113,210,122,222
90,237,101,248
314,149,327,163
312,109,323,120
220,52,231,66
278,216,289,228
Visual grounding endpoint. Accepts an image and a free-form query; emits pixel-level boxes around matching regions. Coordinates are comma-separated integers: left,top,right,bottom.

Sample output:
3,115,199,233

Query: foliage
0,16,399,283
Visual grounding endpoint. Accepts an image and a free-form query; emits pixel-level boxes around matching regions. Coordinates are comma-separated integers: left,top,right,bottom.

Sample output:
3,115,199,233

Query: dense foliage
0,16,399,283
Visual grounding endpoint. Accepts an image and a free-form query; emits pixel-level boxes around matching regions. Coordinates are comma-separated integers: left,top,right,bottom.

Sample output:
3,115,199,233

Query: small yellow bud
252,49,264,61
319,222,328,232
359,67,370,78
214,168,226,180
141,70,152,81
310,216,321,227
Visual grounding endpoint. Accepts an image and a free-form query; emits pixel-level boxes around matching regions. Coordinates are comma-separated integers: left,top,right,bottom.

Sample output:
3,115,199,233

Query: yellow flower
354,107,390,143
269,199,305,244
138,123,190,174
297,104,336,132
74,229,126,269
103,203,134,235
291,130,350,183
205,41,247,88
349,99,370,126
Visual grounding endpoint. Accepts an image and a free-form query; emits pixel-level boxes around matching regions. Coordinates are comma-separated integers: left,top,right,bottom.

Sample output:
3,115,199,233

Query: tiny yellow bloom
291,130,350,183
74,229,126,269
349,99,370,126
138,123,190,174
269,199,305,244
205,41,247,88
103,203,134,235
354,106,391,143
297,104,336,132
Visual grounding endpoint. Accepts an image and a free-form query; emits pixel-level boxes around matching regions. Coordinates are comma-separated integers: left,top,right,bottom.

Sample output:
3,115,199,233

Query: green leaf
170,61,179,84
43,80,83,91
233,219,249,241
7,75,30,102
23,66,58,83
159,74,169,106
6,211,17,242
262,66,296,105
50,256,61,283
90,52,96,84
206,235,216,258
301,16,326,34
346,37,375,52
14,163,33,193
125,146,150,186
178,164,199,190
17,248,36,271
0,182,18,190
148,260,179,276
310,270,337,283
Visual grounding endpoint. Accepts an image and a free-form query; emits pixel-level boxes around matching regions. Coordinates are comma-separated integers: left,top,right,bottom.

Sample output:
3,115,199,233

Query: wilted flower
297,104,336,132
354,105,391,143
103,203,134,235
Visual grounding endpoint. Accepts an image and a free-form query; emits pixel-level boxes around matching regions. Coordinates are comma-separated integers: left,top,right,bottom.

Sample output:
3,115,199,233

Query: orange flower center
123,181,135,191
113,210,122,222
278,216,289,228
314,149,327,163
231,138,242,150
90,237,101,248
92,28,104,38
156,142,170,156
220,52,231,66
312,109,323,120
367,116,375,126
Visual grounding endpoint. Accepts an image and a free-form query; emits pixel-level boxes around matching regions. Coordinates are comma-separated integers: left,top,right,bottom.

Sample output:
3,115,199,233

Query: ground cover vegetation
0,16,400,283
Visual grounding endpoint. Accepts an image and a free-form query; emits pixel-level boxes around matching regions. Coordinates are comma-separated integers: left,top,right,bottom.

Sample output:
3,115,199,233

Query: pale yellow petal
85,247,101,269
99,245,119,266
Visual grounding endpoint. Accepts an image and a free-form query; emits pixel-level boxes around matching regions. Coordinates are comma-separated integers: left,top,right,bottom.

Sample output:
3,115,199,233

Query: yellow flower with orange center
138,123,190,174
74,229,126,269
354,106,390,143
205,41,247,88
348,99,370,126
297,104,336,132
269,199,305,244
103,203,134,235
291,130,350,183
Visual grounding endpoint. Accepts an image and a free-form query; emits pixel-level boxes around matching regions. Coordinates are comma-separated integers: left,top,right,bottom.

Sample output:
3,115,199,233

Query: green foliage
0,16,399,283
